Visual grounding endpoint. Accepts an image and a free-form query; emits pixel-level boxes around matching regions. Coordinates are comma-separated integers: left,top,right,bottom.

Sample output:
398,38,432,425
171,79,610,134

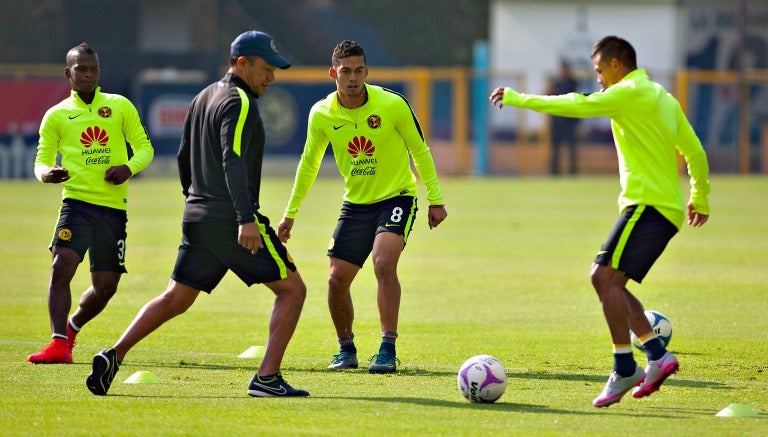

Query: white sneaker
592,366,645,408
633,351,679,398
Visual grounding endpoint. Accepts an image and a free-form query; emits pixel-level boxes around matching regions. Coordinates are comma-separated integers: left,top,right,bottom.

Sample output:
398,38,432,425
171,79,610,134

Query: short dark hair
591,36,636,70
66,42,97,66
332,40,366,66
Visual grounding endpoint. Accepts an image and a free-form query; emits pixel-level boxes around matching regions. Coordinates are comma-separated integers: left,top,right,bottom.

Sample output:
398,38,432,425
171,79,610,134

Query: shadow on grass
337,396,594,414
387,368,732,391
95,361,733,394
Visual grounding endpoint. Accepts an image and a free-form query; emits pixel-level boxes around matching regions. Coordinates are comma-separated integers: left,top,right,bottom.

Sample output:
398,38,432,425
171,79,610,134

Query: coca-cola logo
85,156,111,165
350,166,376,176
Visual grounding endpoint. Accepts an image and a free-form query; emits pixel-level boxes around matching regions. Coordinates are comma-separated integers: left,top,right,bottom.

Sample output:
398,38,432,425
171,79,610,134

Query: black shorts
594,205,678,283
51,199,128,273
171,213,296,293
328,196,418,268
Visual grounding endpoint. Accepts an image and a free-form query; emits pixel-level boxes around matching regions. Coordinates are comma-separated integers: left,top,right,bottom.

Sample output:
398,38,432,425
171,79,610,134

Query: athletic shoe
67,324,78,351
247,372,310,397
633,351,679,398
368,352,400,374
328,351,359,370
86,348,120,396
27,338,72,364
592,366,645,408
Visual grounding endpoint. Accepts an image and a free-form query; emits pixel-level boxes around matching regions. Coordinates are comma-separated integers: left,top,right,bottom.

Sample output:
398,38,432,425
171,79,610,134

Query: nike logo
384,223,399,227
333,124,345,130
250,381,287,395
68,114,82,119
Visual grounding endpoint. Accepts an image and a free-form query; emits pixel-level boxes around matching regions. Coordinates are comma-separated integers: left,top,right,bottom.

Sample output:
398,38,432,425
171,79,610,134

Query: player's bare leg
113,280,200,362
260,269,307,376
327,258,359,339
327,257,360,369
70,270,121,330
368,232,404,373
590,263,644,407
87,280,199,395
246,270,309,398
28,247,79,363
371,232,403,335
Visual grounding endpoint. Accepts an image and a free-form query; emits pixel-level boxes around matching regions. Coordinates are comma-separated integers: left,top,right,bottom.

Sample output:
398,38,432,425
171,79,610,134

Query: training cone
123,371,162,384
238,345,265,359
715,403,759,417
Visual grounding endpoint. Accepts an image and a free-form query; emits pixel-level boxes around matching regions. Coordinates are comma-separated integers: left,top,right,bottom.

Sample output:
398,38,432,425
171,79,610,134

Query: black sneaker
86,348,120,396
247,372,309,397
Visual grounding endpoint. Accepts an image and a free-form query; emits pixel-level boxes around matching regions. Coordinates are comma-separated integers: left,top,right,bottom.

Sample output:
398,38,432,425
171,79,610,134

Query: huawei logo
347,136,374,158
81,126,109,148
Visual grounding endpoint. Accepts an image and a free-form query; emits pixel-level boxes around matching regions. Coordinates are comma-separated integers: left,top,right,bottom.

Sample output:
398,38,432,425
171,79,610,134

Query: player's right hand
238,222,263,254
277,217,294,243
42,166,70,183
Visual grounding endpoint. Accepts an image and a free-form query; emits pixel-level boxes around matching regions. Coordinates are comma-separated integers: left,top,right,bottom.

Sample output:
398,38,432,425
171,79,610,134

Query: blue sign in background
136,81,407,156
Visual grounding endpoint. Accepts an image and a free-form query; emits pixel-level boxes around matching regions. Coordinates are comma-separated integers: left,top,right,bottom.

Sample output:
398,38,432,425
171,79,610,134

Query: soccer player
489,35,710,407
86,30,309,397
278,40,448,374
28,42,154,364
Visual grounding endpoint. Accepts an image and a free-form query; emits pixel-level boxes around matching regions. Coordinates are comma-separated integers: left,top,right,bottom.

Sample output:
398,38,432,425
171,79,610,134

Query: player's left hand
277,217,294,243
489,87,507,108
428,205,447,229
687,202,709,227
104,165,132,185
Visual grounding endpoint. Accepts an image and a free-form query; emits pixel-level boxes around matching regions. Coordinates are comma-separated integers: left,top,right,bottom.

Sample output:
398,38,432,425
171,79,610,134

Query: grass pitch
1,175,766,436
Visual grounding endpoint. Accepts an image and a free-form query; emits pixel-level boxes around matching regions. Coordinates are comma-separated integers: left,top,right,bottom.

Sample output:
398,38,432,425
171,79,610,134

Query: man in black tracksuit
87,30,310,398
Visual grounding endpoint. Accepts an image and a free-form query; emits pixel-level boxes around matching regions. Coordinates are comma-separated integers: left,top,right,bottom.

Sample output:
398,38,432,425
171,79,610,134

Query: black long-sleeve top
178,73,264,224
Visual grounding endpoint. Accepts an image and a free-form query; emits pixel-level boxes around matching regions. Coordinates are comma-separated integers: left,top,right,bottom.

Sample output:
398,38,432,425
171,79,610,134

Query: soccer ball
457,355,508,403
630,310,673,349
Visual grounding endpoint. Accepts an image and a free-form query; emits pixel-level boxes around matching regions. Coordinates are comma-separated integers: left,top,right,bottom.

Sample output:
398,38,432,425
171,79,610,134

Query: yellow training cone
716,403,759,417
123,371,162,384
238,345,265,359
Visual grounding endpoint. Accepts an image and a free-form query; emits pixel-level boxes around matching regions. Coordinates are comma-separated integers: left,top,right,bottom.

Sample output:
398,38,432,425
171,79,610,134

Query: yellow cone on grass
123,371,162,384
715,403,759,417
239,345,265,359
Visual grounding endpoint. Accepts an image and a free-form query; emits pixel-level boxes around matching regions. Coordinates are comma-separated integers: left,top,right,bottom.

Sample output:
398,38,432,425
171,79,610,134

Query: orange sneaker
28,338,72,364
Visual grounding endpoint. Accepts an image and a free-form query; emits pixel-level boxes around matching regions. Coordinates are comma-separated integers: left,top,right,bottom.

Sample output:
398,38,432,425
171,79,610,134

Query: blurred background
1,0,766,177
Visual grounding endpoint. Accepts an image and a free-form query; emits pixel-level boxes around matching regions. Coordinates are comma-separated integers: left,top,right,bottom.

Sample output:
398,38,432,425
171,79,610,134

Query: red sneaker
67,323,78,351
28,338,72,364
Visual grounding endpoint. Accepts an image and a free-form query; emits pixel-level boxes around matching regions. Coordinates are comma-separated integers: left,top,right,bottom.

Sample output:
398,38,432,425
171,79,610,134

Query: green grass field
1,175,766,436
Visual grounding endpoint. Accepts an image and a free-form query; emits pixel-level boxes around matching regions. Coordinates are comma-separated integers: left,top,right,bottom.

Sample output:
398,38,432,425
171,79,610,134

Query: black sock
642,337,666,361
614,352,637,377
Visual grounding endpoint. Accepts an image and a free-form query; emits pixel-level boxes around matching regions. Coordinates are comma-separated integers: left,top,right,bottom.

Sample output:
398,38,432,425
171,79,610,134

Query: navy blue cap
230,30,290,69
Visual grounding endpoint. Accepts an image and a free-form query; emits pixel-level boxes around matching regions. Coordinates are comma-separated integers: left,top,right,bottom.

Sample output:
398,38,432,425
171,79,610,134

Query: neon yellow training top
502,69,710,229
283,84,443,218
35,87,154,210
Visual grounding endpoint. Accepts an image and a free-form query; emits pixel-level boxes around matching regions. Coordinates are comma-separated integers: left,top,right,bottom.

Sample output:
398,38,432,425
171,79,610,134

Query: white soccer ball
457,355,508,403
630,310,673,349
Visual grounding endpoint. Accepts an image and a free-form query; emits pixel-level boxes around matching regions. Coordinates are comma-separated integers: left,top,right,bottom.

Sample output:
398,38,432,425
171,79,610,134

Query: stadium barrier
1,64,767,178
